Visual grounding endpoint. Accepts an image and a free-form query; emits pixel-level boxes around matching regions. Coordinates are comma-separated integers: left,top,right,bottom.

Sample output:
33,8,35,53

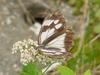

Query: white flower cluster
12,39,66,66
12,39,38,65
36,54,53,66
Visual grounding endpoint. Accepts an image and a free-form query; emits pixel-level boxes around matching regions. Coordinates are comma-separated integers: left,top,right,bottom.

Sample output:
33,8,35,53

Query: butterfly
36,11,73,58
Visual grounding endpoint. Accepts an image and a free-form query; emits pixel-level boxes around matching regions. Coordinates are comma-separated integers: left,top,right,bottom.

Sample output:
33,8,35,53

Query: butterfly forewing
38,11,73,56
38,12,65,44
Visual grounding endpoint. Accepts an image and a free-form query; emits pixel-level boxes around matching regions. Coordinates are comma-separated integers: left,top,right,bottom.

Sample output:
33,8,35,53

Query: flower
12,39,66,66
12,39,38,65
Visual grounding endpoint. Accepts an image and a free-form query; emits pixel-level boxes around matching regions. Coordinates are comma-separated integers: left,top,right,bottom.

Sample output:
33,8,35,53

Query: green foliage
94,24,100,33
66,0,100,69
67,24,100,70
67,55,81,70
57,65,92,75
57,65,75,75
83,69,91,75
73,0,84,15
20,63,92,75
95,9,100,18
20,62,42,75
84,24,93,43
65,0,84,15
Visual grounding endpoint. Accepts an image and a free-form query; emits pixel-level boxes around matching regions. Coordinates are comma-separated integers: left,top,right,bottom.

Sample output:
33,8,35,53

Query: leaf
83,69,91,75
94,24,100,33
95,9,100,18
67,57,78,70
84,24,93,43
20,62,42,75
57,65,75,75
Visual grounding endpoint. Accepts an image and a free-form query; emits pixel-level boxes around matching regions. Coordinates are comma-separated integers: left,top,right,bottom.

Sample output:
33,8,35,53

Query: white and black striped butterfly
37,11,73,57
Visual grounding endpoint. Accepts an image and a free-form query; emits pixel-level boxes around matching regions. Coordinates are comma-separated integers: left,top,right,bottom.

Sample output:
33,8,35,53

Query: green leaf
83,69,91,75
57,65,75,75
20,62,42,75
94,24,100,33
84,24,93,43
95,9,100,18
67,57,78,70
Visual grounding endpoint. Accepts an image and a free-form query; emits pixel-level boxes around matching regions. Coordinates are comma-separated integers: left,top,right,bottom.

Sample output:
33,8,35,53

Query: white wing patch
40,30,49,44
54,20,59,24
43,20,54,26
55,23,62,29
46,33,66,49
40,33,67,55
40,28,55,43
41,48,66,55
39,16,64,45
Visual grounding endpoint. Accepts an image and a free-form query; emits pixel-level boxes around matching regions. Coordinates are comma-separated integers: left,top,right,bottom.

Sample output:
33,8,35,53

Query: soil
0,0,36,75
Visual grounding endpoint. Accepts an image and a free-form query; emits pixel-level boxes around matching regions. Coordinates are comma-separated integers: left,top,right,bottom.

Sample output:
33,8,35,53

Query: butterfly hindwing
40,33,66,56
